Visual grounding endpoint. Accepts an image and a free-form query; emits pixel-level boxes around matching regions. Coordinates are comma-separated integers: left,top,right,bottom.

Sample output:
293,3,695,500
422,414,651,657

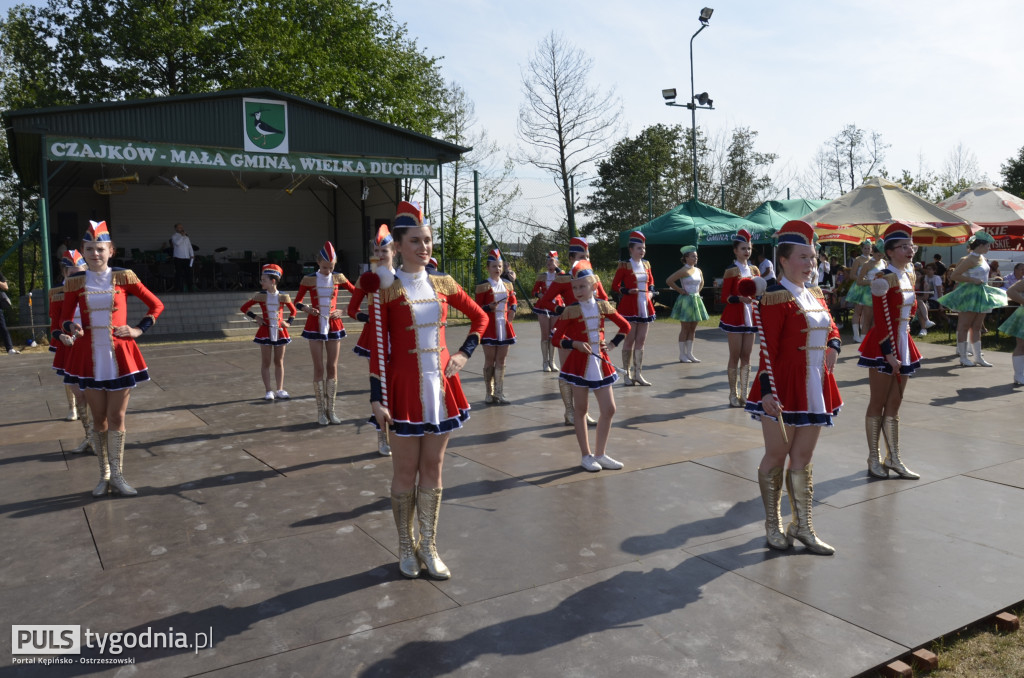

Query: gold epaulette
505,280,515,295
112,269,140,286
429,274,460,296
64,274,85,291
880,272,900,289
279,293,292,304
475,281,492,295
906,270,916,288
554,274,571,283
759,289,794,306
333,273,349,285
300,275,317,287
49,287,64,303
561,304,583,320
617,261,630,270
723,267,740,279
808,286,825,299
597,299,617,315
535,273,548,283
379,279,404,304
251,292,267,303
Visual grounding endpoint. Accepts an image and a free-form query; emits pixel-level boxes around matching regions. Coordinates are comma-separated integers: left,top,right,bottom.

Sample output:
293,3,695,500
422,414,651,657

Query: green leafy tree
719,126,778,216
1000,145,1024,198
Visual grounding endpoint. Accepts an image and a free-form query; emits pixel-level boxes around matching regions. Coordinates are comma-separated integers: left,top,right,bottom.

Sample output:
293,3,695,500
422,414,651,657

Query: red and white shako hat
570,259,595,280
83,220,111,242
427,257,439,270
394,200,424,229
487,248,502,263
775,220,817,247
568,236,589,255
732,228,752,245
546,250,559,260
261,263,283,279
882,221,913,245
628,230,646,245
374,224,393,248
319,241,337,264
62,249,86,268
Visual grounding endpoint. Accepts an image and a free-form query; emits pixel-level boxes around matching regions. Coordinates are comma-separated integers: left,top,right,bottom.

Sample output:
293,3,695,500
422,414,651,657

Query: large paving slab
0,321,1022,677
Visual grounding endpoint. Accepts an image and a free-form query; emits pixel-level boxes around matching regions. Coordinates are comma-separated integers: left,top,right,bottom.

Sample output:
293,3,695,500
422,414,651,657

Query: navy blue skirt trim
368,409,471,437
534,308,557,317
64,370,149,391
254,337,291,346
744,403,840,428
624,315,656,323
352,345,370,358
559,372,618,390
49,346,57,353
856,356,920,375
302,330,347,341
719,321,758,334
481,337,517,346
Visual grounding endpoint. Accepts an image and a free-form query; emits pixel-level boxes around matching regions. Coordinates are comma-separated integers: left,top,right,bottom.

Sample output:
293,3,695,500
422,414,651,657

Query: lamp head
699,7,714,24
662,88,677,101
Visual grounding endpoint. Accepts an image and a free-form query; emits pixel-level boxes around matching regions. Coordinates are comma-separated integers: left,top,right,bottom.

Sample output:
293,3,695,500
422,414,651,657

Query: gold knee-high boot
391,488,421,578
541,342,552,372
727,367,740,407
65,384,78,421
494,366,511,404
865,415,888,478
559,379,574,425
621,349,634,386
633,349,652,386
483,365,496,404
107,429,137,496
758,467,791,550
313,381,328,425
415,486,451,580
72,398,93,453
325,378,342,424
881,416,920,479
738,365,750,405
377,430,392,456
91,430,111,497
785,464,835,555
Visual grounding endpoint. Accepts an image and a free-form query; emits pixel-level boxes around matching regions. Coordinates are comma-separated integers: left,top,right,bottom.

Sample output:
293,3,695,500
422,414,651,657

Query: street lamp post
662,7,714,202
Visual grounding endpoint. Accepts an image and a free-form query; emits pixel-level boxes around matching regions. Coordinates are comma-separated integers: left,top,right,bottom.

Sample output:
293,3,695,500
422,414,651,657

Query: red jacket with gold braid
367,271,489,436
719,264,760,332
531,269,565,315
240,292,297,345
535,273,608,314
475,278,518,344
857,266,922,375
550,299,631,388
294,272,356,339
611,259,656,320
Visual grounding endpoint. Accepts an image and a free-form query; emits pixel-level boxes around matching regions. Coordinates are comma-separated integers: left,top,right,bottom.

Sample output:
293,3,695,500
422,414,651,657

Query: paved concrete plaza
1,321,1023,677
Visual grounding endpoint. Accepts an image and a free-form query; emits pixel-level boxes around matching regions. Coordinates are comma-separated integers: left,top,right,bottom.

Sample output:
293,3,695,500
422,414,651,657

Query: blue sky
4,0,1023,198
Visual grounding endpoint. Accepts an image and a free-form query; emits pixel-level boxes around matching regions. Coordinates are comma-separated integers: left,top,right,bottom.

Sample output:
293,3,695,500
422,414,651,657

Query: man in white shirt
1003,262,1024,288
816,251,831,286
756,251,775,283
171,222,194,292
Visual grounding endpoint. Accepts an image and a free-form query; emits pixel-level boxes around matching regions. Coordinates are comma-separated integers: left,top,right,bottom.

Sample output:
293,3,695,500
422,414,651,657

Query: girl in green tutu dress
666,245,708,363
845,238,878,342
937,231,1009,367
997,278,1024,385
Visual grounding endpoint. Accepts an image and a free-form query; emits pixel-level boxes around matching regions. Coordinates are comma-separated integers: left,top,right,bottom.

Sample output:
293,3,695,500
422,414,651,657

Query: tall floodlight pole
662,7,715,202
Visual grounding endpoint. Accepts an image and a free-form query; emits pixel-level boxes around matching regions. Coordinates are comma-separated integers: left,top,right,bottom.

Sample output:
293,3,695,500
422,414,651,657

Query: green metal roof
2,87,470,186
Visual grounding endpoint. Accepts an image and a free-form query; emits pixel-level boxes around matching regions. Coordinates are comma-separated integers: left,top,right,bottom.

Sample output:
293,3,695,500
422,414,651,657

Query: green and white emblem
243,98,289,153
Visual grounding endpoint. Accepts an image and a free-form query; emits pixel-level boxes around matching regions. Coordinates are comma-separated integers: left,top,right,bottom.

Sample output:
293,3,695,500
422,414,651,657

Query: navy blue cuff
295,302,306,312
286,317,294,326
357,312,369,323
136,317,154,333
759,371,771,395
51,329,63,340
370,375,382,403
827,338,841,354
555,305,565,315
458,333,479,358
62,321,75,334
560,338,574,350
246,311,257,320
610,333,625,347
510,304,517,314
728,295,740,304
880,339,893,356
482,304,492,312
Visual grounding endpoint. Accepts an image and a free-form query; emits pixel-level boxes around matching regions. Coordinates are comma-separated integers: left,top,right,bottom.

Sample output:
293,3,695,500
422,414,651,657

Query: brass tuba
93,173,139,195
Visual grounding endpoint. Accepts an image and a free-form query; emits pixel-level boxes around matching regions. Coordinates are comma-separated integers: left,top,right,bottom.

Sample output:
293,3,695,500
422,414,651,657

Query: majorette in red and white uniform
550,261,631,390
857,227,922,376
535,237,608,314
744,222,843,427
61,223,164,391
348,226,395,358
531,251,564,316
50,249,85,375
295,241,356,341
240,264,297,346
475,249,518,346
365,265,489,437
611,231,656,322
719,229,760,333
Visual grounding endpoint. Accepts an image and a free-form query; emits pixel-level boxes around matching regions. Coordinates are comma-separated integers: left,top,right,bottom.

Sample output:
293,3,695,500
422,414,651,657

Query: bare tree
937,142,985,199
796,145,834,200
825,124,889,194
517,31,621,236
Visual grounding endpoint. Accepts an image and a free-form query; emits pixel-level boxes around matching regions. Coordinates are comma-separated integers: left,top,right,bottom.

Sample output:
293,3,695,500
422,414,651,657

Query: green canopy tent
744,199,830,230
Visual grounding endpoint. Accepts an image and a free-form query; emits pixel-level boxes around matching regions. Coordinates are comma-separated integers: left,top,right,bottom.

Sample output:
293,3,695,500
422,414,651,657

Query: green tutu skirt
671,293,709,322
998,306,1024,340
845,283,872,306
937,283,1008,313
